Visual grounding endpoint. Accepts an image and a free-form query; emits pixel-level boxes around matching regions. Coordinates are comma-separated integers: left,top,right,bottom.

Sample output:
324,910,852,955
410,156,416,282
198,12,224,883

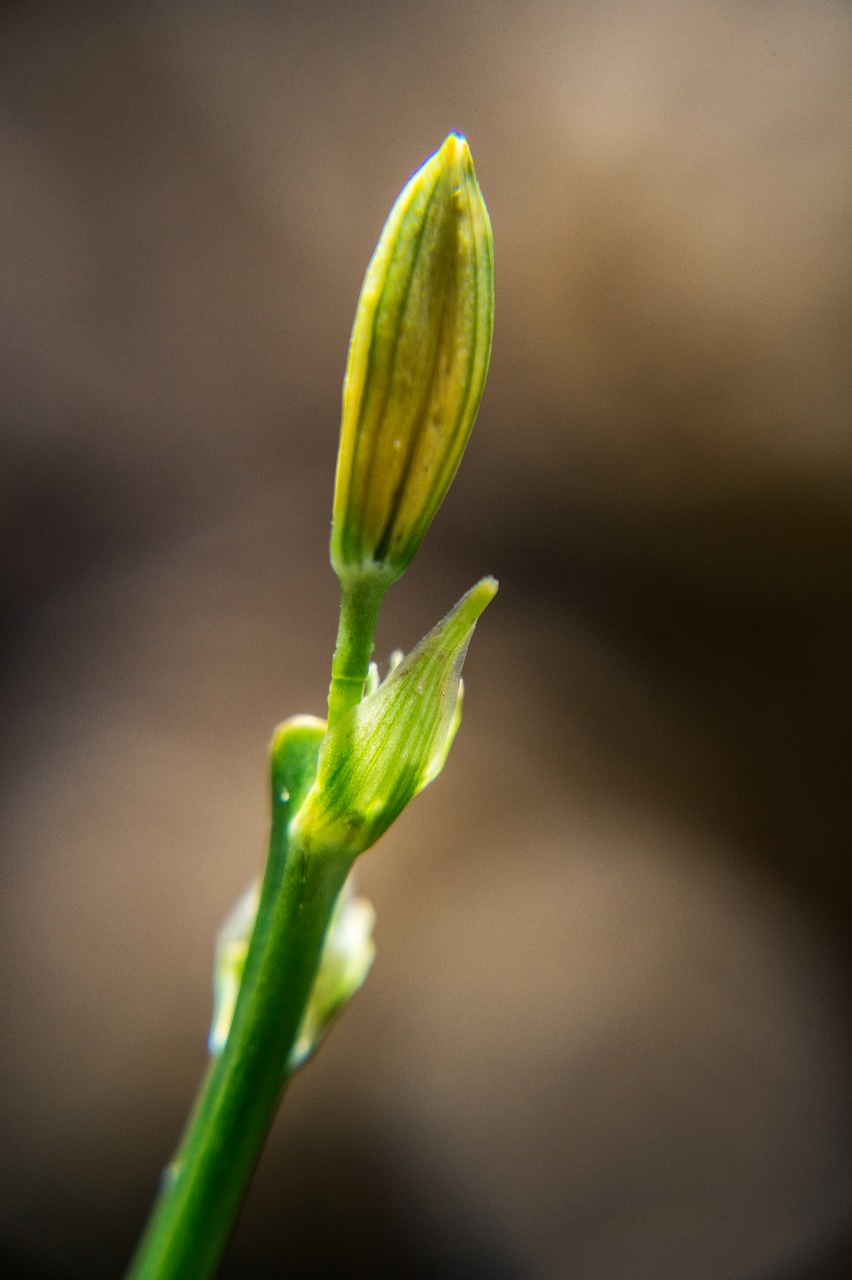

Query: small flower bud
209,881,259,1056
287,878,375,1071
292,577,497,859
208,875,375,1071
331,134,494,586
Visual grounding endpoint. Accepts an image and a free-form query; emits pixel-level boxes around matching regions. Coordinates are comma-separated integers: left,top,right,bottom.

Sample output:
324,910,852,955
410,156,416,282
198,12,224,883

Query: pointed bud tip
440,131,468,158
430,575,497,657
463,575,499,622
438,132,474,184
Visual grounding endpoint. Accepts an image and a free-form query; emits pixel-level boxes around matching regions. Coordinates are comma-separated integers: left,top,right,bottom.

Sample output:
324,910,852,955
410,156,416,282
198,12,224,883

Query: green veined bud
331,134,494,587
292,577,497,859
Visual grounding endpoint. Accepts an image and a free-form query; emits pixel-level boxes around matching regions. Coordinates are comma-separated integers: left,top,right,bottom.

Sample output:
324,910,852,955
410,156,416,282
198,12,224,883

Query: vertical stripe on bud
331,134,494,585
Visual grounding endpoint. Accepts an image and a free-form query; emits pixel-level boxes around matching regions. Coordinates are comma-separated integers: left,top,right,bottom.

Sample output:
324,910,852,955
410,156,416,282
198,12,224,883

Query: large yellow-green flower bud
331,134,494,587
293,577,497,860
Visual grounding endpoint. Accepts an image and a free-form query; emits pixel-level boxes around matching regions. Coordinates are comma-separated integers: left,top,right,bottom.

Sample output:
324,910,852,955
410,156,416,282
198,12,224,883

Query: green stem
326,573,389,728
126,740,353,1280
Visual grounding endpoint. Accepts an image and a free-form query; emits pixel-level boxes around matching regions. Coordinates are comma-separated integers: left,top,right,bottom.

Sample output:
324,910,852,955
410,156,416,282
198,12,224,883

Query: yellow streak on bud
331,134,494,583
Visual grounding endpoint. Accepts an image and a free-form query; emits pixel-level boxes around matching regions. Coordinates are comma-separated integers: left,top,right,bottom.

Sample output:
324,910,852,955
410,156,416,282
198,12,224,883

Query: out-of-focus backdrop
2,2,851,1277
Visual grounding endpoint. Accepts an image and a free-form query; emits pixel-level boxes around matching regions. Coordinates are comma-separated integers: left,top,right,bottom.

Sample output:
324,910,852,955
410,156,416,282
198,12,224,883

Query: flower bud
208,875,375,1071
209,881,259,1056
287,878,375,1071
331,134,494,586
291,577,497,859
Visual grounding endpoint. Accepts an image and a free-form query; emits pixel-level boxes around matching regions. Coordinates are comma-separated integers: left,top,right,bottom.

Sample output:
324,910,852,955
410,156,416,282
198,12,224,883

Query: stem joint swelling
326,572,387,728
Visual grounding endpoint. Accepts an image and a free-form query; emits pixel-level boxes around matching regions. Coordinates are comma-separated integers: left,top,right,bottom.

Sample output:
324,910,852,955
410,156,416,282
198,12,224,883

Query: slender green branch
326,572,389,728
126,733,353,1280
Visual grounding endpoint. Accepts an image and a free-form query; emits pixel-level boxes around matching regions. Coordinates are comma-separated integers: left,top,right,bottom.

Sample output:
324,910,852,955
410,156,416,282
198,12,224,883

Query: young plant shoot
127,133,496,1280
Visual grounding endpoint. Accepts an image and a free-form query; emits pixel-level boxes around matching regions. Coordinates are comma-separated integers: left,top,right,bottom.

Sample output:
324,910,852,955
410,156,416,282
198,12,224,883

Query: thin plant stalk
126,727,353,1280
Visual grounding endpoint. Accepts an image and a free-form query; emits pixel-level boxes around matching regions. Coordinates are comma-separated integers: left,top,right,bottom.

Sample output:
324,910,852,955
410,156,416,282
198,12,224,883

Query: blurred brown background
2,1,852,1277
